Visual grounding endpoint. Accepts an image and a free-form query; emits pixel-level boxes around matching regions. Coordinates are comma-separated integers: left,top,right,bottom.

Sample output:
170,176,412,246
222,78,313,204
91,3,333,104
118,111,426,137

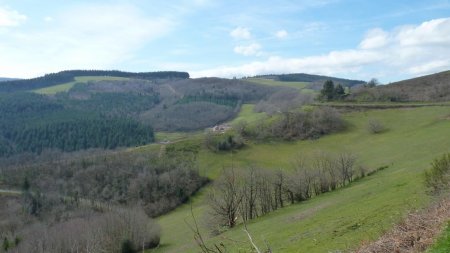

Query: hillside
348,70,450,102
0,70,189,92
253,73,365,88
0,71,302,157
153,105,450,253
2,70,450,253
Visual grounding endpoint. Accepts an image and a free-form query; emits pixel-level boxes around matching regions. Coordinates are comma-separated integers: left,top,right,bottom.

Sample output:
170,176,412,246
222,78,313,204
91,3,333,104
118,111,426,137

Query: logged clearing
151,106,450,253
33,76,131,94
247,78,314,93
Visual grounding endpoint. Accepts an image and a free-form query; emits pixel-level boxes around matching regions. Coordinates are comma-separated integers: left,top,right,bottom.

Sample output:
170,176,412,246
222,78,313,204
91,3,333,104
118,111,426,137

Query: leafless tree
208,168,243,228
337,152,357,185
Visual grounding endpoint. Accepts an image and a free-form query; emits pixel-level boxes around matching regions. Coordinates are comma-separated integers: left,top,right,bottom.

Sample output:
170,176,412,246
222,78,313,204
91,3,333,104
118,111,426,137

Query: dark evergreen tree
321,80,335,100
335,84,345,99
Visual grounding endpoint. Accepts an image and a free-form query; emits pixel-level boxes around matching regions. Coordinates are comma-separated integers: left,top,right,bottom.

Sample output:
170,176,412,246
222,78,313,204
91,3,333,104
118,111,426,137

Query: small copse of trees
320,80,346,101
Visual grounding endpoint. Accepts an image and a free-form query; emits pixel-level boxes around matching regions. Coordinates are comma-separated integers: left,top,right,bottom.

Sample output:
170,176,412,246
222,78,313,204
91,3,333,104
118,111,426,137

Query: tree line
208,152,372,230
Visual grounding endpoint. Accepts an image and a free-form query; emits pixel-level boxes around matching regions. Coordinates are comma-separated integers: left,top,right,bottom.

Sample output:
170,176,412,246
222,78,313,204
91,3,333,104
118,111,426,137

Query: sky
0,0,450,82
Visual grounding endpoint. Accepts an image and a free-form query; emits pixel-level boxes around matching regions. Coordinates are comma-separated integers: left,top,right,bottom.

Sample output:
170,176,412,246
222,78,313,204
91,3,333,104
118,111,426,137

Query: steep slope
154,106,450,253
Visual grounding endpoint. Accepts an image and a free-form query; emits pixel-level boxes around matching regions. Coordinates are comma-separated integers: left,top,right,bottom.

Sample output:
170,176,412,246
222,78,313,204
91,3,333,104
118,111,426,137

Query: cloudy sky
0,0,450,82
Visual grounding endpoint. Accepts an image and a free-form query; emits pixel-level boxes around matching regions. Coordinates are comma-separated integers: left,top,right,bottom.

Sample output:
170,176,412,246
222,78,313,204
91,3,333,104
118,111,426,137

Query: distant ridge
0,77,20,82
0,70,190,92
252,73,365,87
349,70,450,102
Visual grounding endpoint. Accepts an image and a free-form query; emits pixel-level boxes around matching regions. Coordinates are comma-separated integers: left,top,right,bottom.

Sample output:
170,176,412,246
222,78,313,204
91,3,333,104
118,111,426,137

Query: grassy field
247,78,315,94
34,76,131,94
151,106,450,253
228,104,266,125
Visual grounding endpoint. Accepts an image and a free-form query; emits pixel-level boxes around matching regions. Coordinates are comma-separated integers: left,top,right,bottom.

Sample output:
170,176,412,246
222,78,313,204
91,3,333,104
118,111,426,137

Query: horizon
1,0,450,82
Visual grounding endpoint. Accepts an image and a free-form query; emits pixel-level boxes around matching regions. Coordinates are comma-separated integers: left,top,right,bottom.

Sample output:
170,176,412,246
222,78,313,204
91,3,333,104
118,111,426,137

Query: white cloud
359,28,389,49
408,60,450,75
395,18,450,47
234,43,262,56
0,3,175,77
192,17,450,81
0,7,26,27
230,26,251,40
275,29,288,39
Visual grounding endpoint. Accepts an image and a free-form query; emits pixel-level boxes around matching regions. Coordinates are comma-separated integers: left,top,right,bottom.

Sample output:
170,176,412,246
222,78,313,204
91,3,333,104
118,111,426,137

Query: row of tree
208,152,364,229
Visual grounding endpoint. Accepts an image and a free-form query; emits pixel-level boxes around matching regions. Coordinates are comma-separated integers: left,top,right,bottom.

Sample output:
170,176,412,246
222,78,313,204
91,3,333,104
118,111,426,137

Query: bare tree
241,167,258,221
208,168,243,228
337,152,356,185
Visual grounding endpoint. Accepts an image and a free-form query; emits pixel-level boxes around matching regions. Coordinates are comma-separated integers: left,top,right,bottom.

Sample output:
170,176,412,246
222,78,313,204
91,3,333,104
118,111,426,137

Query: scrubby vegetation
241,106,345,141
0,150,207,217
425,153,450,194
0,194,161,253
204,132,244,152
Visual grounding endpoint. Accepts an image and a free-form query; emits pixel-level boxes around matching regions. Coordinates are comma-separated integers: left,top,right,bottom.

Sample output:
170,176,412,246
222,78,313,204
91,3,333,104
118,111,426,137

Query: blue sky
0,0,450,82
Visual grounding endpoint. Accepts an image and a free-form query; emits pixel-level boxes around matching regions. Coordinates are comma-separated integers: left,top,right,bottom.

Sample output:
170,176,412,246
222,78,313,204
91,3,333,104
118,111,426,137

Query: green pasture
151,106,450,253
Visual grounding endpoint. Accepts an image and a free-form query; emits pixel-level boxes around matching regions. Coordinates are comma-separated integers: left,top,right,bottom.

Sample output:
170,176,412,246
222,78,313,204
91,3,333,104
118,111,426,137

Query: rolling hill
0,70,302,156
2,70,450,253
253,73,365,88
349,70,450,102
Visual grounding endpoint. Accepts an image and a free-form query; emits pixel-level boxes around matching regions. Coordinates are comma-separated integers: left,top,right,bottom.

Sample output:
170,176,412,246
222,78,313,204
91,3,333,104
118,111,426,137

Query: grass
247,78,313,94
154,131,202,143
429,222,450,253
228,104,266,125
150,106,450,253
33,76,131,94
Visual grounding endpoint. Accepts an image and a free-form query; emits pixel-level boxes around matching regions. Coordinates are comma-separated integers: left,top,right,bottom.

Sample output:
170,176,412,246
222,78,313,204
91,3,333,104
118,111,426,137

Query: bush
425,153,450,193
367,118,385,134
204,132,244,152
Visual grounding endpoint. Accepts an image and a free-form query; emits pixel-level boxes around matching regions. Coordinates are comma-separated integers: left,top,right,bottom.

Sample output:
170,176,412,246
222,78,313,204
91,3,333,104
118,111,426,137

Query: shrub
367,118,385,134
425,153,450,193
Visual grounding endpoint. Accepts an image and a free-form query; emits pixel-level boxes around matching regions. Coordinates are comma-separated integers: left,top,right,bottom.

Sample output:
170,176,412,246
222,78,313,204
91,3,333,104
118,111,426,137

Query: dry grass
355,197,450,253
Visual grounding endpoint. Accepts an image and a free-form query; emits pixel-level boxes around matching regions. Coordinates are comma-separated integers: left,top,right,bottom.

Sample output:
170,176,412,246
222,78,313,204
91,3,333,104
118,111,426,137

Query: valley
1,70,450,253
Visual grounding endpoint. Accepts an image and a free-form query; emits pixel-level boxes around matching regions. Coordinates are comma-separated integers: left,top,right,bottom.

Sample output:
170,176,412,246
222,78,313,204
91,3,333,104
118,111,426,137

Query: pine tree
321,80,335,100
335,84,345,99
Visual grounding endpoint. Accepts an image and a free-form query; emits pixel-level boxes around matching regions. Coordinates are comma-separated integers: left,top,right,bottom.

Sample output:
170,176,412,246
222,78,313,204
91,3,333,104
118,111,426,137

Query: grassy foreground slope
153,106,450,253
